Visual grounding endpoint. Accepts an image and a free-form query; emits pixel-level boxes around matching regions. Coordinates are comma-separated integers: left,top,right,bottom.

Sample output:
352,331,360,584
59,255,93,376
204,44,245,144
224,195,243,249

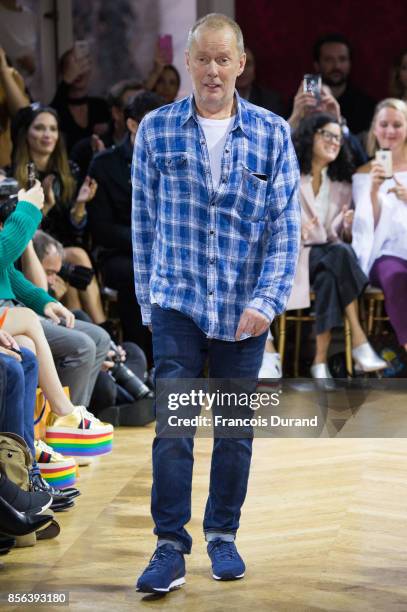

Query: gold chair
276,291,353,377
362,286,389,336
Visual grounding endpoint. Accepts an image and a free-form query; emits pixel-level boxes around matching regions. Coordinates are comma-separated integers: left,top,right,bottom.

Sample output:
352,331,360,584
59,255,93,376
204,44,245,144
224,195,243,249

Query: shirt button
209,230,214,235
200,139,205,145
211,202,215,207
222,177,227,183
209,259,214,264
225,148,230,154
209,291,214,296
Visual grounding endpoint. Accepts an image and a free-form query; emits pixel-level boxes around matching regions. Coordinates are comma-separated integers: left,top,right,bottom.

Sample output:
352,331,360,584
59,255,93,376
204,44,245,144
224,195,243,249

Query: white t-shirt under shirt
197,115,235,190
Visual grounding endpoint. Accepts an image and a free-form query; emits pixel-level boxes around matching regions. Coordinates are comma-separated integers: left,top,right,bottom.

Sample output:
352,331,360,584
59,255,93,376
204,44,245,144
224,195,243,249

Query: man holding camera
132,13,300,593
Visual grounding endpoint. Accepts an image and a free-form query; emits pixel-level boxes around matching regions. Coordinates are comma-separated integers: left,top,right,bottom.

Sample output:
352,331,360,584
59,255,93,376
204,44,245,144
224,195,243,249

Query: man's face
41,246,62,290
185,25,246,116
314,43,351,87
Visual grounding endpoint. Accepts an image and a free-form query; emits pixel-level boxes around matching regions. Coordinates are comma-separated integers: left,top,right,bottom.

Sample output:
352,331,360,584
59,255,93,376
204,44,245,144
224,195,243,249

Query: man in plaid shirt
133,13,300,594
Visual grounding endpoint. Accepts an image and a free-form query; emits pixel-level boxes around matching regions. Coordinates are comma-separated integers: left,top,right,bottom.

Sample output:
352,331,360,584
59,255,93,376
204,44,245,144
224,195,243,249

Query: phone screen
158,35,173,65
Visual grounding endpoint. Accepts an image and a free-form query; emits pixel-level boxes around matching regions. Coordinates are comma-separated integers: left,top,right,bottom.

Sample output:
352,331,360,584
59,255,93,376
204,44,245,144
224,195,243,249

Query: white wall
158,0,197,98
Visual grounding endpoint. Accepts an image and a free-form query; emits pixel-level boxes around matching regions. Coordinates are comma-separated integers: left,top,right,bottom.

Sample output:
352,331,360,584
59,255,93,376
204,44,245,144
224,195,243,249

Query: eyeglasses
316,128,343,145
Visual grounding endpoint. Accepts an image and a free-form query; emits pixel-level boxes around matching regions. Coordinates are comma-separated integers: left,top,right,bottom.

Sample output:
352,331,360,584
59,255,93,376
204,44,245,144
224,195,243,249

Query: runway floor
1,419,407,611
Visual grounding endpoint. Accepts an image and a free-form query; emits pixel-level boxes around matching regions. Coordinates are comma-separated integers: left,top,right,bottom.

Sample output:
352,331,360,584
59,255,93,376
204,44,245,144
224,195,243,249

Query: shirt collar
180,91,250,138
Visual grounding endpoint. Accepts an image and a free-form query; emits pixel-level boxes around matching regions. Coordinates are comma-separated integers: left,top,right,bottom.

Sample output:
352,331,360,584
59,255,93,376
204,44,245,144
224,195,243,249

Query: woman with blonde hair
352,98,407,350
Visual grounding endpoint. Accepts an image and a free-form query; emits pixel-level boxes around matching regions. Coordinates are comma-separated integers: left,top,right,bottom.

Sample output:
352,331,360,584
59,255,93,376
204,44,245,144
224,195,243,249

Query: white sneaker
258,352,282,379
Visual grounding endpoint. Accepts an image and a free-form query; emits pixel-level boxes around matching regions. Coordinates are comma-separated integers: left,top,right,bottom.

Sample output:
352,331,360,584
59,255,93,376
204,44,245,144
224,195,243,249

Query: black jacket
87,134,133,257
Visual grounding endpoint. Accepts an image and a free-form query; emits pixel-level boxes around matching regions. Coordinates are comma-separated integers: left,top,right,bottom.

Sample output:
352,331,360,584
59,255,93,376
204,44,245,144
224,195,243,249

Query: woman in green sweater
0,179,113,445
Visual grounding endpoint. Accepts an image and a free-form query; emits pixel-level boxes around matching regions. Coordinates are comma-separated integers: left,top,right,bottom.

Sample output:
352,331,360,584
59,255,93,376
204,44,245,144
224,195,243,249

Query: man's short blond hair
187,13,244,55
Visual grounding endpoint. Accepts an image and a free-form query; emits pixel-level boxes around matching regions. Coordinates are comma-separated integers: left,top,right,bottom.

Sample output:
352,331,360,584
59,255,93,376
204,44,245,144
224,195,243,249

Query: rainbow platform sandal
35,439,77,489
45,405,114,459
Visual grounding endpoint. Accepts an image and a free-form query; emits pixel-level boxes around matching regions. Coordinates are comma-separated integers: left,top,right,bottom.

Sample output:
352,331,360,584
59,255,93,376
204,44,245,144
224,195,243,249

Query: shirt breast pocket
155,153,191,197
235,166,269,221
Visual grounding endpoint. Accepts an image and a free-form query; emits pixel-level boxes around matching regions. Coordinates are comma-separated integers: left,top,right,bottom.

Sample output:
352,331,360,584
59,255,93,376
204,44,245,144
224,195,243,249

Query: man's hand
0,330,21,361
63,50,91,85
387,175,407,203
43,302,75,328
320,85,341,122
235,308,270,340
51,276,68,300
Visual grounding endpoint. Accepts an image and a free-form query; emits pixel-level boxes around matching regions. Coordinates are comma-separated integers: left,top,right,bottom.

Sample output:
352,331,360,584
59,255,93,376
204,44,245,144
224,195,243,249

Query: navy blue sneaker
207,538,245,580
136,544,186,593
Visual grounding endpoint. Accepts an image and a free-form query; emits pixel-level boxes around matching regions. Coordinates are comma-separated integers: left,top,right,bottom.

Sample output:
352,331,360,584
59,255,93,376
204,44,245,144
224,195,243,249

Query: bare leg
264,339,277,353
64,247,106,323
313,330,332,365
62,285,82,312
344,299,367,348
3,308,75,416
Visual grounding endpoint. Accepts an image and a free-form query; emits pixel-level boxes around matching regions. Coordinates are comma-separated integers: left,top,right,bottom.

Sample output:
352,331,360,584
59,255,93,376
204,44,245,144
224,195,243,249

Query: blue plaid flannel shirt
131,93,300,341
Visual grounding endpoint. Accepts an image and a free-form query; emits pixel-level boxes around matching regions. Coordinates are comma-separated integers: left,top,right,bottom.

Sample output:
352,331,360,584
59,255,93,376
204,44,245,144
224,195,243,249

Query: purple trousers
369,255,407,345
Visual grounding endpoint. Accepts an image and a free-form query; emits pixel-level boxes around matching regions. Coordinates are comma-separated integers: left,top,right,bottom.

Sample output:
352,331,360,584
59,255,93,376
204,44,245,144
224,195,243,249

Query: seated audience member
87,92,165,365
313,33,375,135
70,79,143,181
288,113,386,378
11,103,108,327
0,45,30,167
26,230,110,408
145,46,180,104
352,98,407,352
0,330,75,508
0,180,112,493
0,329,38,461
389,50,407,101
236,47,285,116
289,81,367,167
50,45,110,152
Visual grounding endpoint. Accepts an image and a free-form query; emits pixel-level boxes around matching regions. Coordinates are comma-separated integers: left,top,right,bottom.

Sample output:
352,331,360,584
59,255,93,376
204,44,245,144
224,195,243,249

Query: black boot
30,473,78,511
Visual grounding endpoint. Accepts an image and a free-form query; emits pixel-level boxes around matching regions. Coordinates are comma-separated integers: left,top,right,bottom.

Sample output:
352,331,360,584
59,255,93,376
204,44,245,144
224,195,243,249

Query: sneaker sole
45,427,113,457
37,459,77,490
213,572,245,581
136,576,185,593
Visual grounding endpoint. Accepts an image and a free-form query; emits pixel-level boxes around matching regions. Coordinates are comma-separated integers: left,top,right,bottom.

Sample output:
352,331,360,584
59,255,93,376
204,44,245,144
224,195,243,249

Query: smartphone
375,149,392,179
27,162,36,188
303,74,321,102
74,40,90,60
158,34,173,65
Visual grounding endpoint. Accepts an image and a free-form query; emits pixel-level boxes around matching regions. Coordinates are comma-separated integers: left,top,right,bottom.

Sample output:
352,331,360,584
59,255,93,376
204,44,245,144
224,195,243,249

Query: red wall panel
235,0,407,108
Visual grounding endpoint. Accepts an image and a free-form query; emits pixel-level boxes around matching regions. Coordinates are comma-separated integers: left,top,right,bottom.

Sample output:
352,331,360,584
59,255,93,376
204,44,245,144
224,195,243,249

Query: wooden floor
2,421,407,611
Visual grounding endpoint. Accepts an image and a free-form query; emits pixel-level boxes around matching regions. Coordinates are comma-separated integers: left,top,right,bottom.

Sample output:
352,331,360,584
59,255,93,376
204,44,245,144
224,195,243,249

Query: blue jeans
0,348,38,457
151,306,267,554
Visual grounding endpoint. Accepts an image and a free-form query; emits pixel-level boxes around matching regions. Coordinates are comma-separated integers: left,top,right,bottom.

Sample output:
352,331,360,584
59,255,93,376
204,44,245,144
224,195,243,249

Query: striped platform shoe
35,440,77,490
45,405,114,460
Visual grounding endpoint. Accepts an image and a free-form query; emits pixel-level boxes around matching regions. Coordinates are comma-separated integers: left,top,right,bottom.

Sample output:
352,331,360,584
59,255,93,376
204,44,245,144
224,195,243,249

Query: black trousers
309,242,368,335
101,254,153,366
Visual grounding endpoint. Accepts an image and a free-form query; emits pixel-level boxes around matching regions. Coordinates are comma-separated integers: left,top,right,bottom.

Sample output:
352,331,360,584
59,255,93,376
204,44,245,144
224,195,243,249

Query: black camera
0,177,19,224
59,262,94,291
109,342,154,401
